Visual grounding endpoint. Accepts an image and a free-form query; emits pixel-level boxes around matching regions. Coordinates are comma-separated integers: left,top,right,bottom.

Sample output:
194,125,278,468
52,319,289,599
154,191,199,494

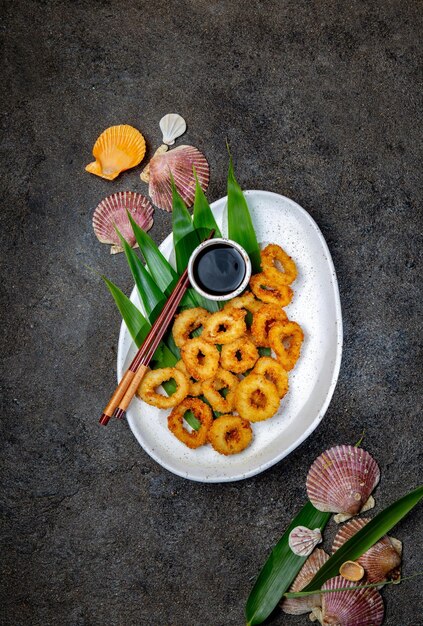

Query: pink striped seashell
306,445,380,516
332,518,402,584
281,548,329,615
147,145,209,212
92,191,154,254
288,526,322,557
321,575,384,625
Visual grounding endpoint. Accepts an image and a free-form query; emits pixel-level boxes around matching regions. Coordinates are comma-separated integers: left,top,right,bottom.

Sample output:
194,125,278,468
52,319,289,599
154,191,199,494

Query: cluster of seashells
281,445,402,626
87,115,210,253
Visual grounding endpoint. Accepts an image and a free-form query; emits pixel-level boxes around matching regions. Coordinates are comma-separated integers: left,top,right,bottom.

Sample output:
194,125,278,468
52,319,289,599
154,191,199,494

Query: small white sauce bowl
187,237,252,301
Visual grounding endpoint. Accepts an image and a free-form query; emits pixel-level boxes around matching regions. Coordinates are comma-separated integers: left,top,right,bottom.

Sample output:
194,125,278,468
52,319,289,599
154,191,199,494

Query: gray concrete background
1,1,422,624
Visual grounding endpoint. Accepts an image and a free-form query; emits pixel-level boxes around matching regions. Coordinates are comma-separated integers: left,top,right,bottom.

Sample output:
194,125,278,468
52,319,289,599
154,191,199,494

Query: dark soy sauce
192,243,246,295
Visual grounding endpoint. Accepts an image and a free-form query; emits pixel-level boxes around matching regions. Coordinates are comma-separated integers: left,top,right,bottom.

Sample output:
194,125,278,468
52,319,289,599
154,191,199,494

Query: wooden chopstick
99,271,189,425
112,271,190,420
99,229,215,425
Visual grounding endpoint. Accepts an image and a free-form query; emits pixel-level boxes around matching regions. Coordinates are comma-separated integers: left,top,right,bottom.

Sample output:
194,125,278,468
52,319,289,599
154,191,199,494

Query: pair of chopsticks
99,229,215,426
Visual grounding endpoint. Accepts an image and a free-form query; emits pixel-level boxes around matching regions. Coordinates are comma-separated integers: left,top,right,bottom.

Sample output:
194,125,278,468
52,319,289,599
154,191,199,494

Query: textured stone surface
1,1,422,624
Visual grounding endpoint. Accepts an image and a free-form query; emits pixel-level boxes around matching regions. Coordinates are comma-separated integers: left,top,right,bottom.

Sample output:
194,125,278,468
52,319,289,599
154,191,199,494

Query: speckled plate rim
117,190,343,482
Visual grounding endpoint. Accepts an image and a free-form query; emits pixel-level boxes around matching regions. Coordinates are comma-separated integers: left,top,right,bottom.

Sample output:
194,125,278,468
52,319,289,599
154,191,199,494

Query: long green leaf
126,210,216,312
116,228,166,323
192,168,222,239
170,178,221,312
104,276,199,429
303,485,423,592
127,211,179,295
171,177,201,275
227,151,261,273
102,276,150,347
245,503,331,626
284,573,423,598
102,276,163,362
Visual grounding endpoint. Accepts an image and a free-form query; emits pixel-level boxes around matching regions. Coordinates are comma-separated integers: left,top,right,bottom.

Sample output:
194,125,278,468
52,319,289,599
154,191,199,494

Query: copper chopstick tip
113,408,126,420
99,413,111,426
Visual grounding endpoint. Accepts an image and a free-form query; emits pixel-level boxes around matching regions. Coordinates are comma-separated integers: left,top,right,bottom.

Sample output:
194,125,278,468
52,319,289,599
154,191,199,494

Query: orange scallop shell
86,125,146,180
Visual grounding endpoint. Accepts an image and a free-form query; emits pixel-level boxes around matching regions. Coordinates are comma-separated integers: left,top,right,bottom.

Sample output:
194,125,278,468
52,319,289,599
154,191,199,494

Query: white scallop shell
159,113,187,145
321,576,384,625
288,526,322,557
146,145,209,212
332,517,402,583
306,445,380,516
92,191,154,254
281,548,329,615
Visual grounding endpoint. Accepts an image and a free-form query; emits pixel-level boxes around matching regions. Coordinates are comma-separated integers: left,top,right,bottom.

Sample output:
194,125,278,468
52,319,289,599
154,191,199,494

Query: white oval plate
117,191,343,482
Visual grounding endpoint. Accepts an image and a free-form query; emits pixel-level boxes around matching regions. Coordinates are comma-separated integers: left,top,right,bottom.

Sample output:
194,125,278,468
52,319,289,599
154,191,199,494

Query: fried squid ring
202,308,247,345
175,360,203,397
202,368,239,413
137,367,189,409
172,307,210,348
261,243,297,285
268,321,304,371
168,398,213,449
224,291,263,315
250,273,293,306
234,374,280,422
252,356,289,399
181,337,220,381
220,337,259,374
251,304,288,347
208,415,253,455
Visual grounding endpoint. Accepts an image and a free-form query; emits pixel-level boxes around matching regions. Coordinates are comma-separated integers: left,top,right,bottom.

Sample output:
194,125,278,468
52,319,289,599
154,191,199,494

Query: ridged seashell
321,575,384,625
281,548,329,615
306,445,380,516
332,518,402,583
339,560,365,582
160,113,186,145
288,526,322,557
86,125,146,180
142,145,209,212
92,192,154,254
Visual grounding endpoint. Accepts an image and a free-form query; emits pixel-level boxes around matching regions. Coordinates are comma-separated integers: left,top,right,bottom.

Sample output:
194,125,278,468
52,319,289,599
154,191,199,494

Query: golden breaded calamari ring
250,273,293,306
220,337,259,374
172,307,210,348
168,398,213,449
202,367,239,413
207,415,253,455
268,321,304,371
137,367,189,409
181,337,220,381
252,356,289,399
261,243,297,285
251,303,288,347
234,374,280,422
223,291,263,314
175,360,203,397
202,308,247,344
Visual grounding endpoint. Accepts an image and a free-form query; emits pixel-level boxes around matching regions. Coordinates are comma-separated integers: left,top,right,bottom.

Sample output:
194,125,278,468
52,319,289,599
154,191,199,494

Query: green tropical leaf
192,168,222,240
171,177,201,275
126,211,179,295
102,276,150,347
116,228,166,323
227,150,261,273
303,485,423,592
245,502,331,626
